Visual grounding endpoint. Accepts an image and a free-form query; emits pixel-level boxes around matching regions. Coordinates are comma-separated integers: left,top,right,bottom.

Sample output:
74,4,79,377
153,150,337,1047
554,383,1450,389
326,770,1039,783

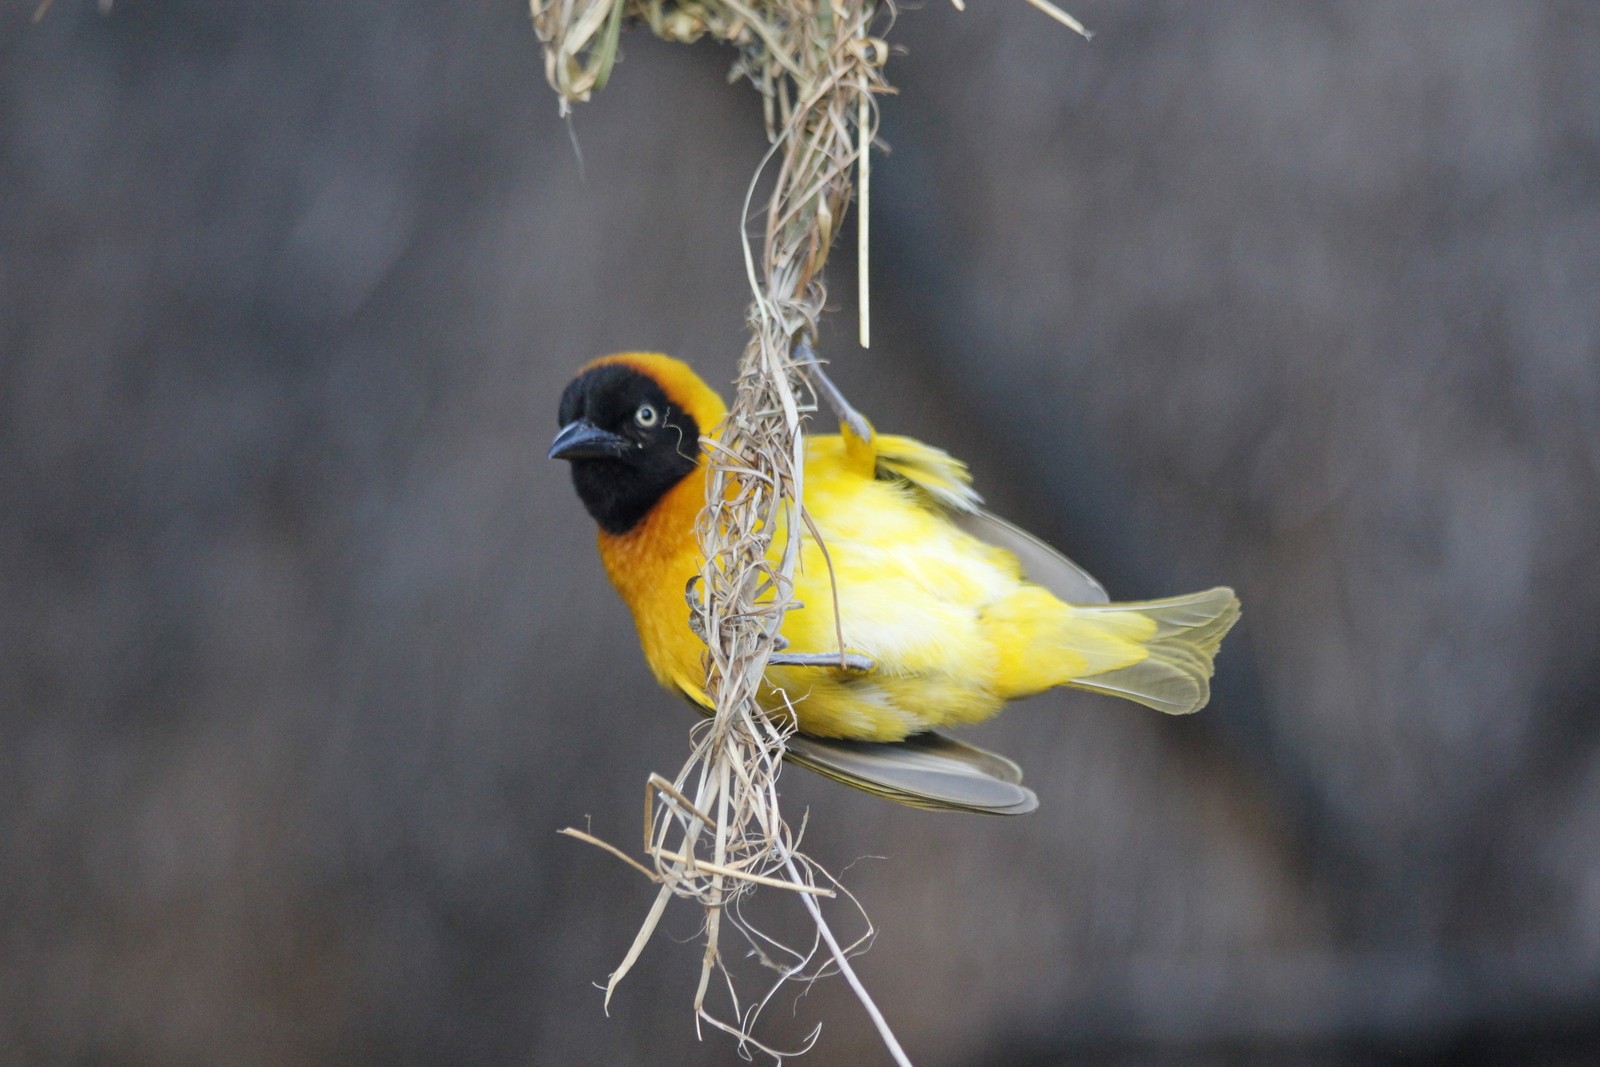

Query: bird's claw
685,576,707,642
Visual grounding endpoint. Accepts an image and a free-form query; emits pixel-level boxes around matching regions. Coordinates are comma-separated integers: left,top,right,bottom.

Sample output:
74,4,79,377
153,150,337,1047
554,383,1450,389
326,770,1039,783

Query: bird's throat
595,461,707,605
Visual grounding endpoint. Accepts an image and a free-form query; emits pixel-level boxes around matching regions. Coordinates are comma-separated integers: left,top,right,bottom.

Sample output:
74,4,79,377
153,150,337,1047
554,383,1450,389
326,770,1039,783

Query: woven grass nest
530,0,1083,1061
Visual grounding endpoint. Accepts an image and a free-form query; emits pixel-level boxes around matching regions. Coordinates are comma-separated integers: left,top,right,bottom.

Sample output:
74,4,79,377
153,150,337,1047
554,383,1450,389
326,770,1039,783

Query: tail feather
1068,587,1240,715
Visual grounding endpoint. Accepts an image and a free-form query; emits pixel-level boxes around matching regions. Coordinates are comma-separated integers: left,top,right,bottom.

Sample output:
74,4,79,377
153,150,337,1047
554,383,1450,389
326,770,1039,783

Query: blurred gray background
4,1,1599,1064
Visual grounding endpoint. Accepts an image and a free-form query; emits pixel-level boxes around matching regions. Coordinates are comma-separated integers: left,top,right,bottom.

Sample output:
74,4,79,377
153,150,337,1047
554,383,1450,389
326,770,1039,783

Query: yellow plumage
563,353,1240,745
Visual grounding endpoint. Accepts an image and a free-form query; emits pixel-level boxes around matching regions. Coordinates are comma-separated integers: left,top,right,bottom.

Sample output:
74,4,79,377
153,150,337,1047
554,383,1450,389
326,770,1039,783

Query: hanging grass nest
530,0,1083,1060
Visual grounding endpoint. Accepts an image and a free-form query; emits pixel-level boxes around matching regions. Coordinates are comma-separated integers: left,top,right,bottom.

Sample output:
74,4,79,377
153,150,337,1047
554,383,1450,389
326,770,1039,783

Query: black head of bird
550,360,707,536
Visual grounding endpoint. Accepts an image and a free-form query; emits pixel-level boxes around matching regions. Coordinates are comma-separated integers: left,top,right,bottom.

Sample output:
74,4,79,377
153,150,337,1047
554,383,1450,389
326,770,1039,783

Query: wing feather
950,509,1110,605
785,732,1039,815
869,434,1108,605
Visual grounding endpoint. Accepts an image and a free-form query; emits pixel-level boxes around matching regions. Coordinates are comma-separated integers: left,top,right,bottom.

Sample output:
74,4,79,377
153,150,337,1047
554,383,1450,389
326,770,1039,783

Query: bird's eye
634,404,660,429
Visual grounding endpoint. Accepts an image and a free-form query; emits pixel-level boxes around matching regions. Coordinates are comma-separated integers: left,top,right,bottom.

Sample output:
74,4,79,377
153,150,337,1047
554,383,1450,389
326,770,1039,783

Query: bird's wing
673,685,1037,815
949,508,1110,605
870,434,984,511
784,732,1039,815
870,434,1110,605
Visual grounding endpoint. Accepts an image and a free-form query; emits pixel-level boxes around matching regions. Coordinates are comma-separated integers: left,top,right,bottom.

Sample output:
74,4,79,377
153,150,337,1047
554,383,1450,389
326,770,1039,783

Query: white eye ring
634,403,660,429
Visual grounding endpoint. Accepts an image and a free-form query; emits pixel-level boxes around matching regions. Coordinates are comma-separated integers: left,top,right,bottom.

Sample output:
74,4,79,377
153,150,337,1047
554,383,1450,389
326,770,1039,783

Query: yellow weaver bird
550,352,1240,814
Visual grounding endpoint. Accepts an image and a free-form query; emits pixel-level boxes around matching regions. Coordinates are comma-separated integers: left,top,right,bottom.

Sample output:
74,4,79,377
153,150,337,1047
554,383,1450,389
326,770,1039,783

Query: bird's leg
793,338,873,443
768,650,876,673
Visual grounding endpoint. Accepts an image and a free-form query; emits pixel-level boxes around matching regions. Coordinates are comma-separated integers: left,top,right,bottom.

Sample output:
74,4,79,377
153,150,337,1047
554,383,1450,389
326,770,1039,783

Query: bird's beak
548,419,630,460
